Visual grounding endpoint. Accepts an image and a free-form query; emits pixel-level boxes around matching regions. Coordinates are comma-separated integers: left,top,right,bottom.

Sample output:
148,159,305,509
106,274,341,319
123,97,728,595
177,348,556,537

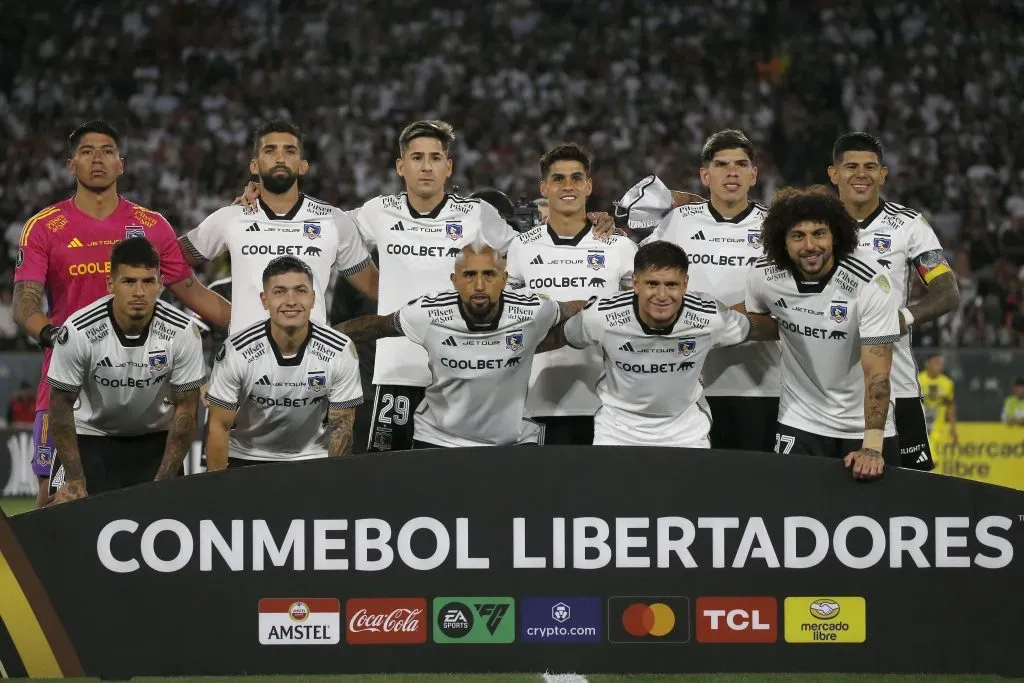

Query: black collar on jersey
406,193,449,219
259,194,306,221
855,200,886,228
108,300,153,347
457,294,504,333
708,200,756,224
632,294,684,336
265,319,313,366
546,221,593,246
793,259,839,294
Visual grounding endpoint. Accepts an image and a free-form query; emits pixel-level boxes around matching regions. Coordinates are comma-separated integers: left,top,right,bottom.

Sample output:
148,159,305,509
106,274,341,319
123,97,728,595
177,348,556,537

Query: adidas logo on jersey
390,221,405,231
67,237,84,248
246,223,260,232
256,375,272,386
96,357,113,367
619,341,636,352
530,255,544,265
916,452,929,464
775,298,788,308
691,231,706,240
442,336,458,347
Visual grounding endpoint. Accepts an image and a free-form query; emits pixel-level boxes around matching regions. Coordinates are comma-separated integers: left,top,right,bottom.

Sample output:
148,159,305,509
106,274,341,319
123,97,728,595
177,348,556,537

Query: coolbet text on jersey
15,198,193,411
506,223,636,418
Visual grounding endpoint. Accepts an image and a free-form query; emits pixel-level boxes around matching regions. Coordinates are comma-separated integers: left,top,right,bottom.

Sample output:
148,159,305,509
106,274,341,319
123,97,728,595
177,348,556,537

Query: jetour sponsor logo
345,598,427,644
94,515,1016,574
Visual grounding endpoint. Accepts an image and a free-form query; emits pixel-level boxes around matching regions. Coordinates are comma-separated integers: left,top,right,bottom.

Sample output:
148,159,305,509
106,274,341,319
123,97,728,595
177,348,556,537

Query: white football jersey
643,201,781,398
396,289,561,447
564,290,750,446
46,296,206,437
507,223,636,417
182,195,372,334
351,193,517,387
205,320,363,461
854,200,945,398
745,253,900,439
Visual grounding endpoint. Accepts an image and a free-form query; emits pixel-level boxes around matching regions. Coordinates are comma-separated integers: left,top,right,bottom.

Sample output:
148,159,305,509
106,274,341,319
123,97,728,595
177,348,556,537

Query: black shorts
228,457,263,469
367,385,425,452
894,397,935,471
412,439,447,449
707,396,780,452
534,416,594,445
774,423,900,464
48,431,170,497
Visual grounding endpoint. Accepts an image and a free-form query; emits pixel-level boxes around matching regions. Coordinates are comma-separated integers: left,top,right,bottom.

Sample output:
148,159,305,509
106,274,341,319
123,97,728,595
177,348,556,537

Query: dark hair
832,132,884,165
398,120,456,156
110,237,160,273
470,187,515,220
540,143,592,178
700,129,755,166
760,185,859,272
253,119,303,158
68,120,121,155
634,240,689,274
262,255,313,286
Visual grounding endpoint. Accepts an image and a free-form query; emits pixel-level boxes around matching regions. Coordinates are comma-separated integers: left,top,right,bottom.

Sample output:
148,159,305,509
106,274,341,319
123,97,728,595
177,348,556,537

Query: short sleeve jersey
745,253,900,439
46,296,206,437
506,223,636,417
642,200,780,398
182,195,372,334
350,193,517,387
205,320,362,461
16,197,193,411
396,289,560,447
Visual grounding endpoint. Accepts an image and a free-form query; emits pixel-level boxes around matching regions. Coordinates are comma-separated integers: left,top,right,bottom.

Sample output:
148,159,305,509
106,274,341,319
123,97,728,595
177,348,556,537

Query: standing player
917,353,957,446
336,243,586,448
506,143,636,445
745,186,901,480
204,257,362,468
180,119,378,335
639,130,780,452
555,241,778,447
14,120,230,506
45,238,206,504
828,132,960,470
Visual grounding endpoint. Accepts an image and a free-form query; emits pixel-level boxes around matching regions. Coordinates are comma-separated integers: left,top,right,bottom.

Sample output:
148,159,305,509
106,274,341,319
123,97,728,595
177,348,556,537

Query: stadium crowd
1,0,1022,350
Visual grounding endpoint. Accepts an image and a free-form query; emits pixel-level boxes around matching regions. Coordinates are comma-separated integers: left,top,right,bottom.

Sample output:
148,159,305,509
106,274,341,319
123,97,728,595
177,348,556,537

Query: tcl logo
695,597,777,643
346,598,427,644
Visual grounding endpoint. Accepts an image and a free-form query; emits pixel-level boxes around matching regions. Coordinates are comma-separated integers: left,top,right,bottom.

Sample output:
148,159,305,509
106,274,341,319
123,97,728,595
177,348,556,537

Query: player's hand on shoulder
234,179,261,208
47,479,87,506
843,448,885,481
670,190,705,208
588,212,615,239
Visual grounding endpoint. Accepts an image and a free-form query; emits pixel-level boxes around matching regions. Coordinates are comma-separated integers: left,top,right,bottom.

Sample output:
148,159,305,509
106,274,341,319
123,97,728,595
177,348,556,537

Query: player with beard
179,119,378,335
636,130,780,452
828,132,959,470
335,242,587,448
14,120,229,507
745,186,900,479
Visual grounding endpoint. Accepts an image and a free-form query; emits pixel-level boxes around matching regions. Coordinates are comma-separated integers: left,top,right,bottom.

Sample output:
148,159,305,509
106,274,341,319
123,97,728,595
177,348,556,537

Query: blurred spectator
1002,378,1024,426
7,381,35,429
0,286,20,349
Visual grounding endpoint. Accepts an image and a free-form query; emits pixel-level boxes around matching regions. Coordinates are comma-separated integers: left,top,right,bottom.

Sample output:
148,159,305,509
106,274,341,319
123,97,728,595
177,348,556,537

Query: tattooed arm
168,275,232,328
327,406,356,458
901,251,959,332
333,312,404,345
155,388,199,480
844,342,893,481
537,300,588,353
13,281,55,343
48,388,87,504
743,312,780,341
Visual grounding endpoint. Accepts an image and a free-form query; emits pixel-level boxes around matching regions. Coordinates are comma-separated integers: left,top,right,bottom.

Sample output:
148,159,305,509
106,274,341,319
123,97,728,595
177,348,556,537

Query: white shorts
593,398,712,448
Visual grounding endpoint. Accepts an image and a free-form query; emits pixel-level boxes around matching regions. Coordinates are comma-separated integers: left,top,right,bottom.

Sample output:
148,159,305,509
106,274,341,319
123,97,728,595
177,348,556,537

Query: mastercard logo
621,602,676,637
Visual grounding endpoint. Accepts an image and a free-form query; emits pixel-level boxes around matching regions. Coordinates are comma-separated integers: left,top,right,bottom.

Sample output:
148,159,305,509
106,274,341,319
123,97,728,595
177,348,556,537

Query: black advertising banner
2,446,1024,678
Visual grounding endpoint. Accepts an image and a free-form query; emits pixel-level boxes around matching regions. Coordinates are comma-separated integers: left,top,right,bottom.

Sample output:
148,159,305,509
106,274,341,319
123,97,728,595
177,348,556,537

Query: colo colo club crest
303,222,321,240
505,331,524,352
445,222,463,240
678,338,696,356
830,302,849,323
872,234,892,254
587,251,606,270
148,351,168,372
307,372,327,392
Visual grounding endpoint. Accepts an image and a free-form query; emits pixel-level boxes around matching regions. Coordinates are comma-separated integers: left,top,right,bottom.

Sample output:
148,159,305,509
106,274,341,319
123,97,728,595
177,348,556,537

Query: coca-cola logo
345,598,428,644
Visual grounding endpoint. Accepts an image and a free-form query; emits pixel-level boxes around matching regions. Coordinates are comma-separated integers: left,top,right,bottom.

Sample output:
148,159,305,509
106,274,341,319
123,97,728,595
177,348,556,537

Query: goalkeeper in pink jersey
13,120,231,506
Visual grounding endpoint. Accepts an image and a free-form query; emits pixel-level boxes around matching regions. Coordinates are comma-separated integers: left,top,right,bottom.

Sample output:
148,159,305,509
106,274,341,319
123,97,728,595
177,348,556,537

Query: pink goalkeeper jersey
14,196,193,411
